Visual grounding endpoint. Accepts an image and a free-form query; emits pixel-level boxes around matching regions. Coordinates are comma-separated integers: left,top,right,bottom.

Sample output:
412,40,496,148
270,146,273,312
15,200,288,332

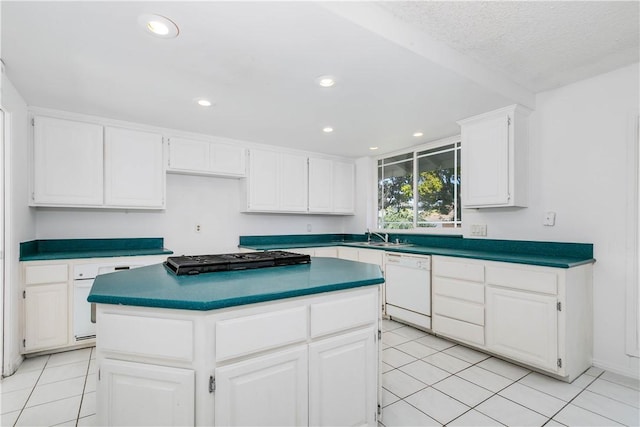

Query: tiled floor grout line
12,355,50,427
382,326,630,427
74,355,93,427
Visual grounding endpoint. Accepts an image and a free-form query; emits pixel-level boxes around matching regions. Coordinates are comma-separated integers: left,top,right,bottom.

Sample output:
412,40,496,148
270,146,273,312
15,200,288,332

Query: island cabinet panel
98,359,194,427
309,328,376,426
215,346,308,427
215,306,307,361
94,285,380,426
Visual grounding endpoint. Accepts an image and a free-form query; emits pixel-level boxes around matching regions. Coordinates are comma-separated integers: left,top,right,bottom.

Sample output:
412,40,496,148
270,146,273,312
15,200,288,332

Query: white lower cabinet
215,346,308,427
95,286,380,425
98,359,194,427
309,328,376,426
486,286,558,372
431,256,592,381
24,283,69,352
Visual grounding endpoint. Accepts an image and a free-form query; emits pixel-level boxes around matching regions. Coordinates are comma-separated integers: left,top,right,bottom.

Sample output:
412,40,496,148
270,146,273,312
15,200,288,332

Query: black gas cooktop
164,251,311,275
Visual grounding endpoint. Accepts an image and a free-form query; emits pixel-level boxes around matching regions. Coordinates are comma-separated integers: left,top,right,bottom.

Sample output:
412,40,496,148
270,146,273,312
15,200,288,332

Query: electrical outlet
195,224,202,233
470,224,487,236
543,212,556,226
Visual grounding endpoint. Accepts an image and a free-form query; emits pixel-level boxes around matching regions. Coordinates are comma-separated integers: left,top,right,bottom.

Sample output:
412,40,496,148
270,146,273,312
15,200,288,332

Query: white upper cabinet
308,157,333,213
31,115,166,209
33,116,104,206
458,104,530,208
167,136,246,177
245,149,308,212
105,127,165,208
308,157,355,215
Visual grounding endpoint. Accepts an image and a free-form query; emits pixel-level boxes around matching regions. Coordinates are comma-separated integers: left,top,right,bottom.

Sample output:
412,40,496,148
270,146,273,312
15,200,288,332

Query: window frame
374,135,462,234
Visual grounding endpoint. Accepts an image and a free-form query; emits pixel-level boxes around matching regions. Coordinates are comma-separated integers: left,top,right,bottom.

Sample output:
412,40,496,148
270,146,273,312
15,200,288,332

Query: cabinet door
357,249,384,271
97,359,194,426
33,116,103,206
211,142,246,177
338,247,359,261
247,149,279,211
309,328,376,426
167,137,211,173
461,111,510,207
332,161,355,214
104,127,164,208
279,153,308,212
24,283,68,352
308,157,333,213
215,346,308,427
485,286,558,372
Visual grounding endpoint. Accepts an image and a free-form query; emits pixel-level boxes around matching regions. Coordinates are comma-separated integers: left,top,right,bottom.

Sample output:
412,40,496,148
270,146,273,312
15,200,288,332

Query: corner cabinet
431,256,593,381
167,136,246,178
31,116,165,209
458,104,530,208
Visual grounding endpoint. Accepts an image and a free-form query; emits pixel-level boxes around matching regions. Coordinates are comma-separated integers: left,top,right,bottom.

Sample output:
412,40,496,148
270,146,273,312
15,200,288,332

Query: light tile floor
1,321,639,426
380,320,640,427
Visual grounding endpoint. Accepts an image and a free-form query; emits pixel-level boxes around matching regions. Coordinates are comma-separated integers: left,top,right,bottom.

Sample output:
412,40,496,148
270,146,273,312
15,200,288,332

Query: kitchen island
88,257,384,426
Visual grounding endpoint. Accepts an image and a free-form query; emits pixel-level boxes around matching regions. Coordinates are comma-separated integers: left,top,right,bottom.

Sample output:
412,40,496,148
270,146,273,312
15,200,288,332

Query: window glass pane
381,152,413,165
378,158,413,229
416,145,461,228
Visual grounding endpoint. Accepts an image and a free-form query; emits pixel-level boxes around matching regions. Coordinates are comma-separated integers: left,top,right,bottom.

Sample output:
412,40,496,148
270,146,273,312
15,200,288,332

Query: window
377,140,461,230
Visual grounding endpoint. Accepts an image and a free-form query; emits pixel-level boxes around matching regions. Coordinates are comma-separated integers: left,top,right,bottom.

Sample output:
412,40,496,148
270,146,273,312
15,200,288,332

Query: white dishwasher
384,253,432,330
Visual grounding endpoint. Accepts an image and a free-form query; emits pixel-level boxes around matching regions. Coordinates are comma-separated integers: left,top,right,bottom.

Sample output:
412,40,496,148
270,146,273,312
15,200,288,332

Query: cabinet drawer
433,314,484,346
216,306,307,361
99,313,194,362
433,277,484,303
433,296,484,326
486,265,557,295
25,264,68,284
310,291,377,338
433,258,484,282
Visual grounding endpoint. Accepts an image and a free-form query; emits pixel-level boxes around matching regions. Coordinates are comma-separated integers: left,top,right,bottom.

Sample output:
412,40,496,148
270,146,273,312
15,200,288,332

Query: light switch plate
470,224,487,236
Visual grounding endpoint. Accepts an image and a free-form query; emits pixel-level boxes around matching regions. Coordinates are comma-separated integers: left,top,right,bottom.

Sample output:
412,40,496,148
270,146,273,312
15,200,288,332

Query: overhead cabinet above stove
243,149,355,215
30,114,165,209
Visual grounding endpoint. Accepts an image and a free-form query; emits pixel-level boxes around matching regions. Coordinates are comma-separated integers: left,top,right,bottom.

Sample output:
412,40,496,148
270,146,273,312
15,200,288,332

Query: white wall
350,63,640,377
1,74,37,375
35,174,348,255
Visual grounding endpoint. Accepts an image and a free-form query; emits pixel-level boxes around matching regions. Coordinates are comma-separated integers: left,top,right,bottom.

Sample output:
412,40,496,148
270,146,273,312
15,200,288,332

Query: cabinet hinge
507,116,511,127
209,376,215,393
377,404,381,416
557,358,562,368
378,329,382,340
23,290,26,299
557,302,562,311
98,369,101,381
31,118,35,127
22,339,25,348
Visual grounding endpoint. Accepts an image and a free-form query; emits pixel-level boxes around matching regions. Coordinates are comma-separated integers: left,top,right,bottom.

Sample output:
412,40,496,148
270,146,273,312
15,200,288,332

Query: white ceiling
2,1,638,158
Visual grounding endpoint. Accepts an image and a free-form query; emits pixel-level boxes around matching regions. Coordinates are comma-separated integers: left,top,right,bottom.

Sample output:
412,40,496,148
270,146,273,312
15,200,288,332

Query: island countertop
87,257,384,311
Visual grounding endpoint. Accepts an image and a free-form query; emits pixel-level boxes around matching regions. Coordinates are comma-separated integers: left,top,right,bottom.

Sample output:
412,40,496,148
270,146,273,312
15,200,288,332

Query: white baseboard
592,357,640,380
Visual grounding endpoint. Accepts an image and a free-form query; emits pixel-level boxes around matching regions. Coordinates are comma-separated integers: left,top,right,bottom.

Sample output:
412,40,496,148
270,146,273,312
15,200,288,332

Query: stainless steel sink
349,241,413,248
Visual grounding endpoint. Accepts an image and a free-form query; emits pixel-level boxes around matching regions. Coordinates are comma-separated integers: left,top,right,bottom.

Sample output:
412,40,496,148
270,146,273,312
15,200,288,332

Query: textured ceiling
378,1,640,93
2,1,638,158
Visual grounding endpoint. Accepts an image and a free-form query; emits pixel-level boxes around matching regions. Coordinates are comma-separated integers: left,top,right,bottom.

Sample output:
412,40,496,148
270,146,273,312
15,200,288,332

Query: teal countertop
238,234,595,269
88,257,384,311
20,238,173,261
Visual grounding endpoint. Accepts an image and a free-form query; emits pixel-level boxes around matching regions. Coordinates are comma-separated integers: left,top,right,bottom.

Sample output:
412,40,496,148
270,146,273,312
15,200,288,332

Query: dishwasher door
74,278,96,340
385,254,431,324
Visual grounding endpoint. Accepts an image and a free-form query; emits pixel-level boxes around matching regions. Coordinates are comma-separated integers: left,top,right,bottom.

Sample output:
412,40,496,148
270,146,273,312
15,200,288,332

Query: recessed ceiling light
197,99,212,107
369,147,379,151
322,127,334,133
316,76,336,88
413,132,424,137
139,14,179,38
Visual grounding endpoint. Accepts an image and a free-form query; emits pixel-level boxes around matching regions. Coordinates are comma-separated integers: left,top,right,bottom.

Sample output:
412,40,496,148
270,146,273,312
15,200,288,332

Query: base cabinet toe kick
94,286,380,426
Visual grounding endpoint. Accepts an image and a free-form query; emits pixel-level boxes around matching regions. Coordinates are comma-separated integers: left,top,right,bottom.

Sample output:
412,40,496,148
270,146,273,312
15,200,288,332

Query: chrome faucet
366,228,388,243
